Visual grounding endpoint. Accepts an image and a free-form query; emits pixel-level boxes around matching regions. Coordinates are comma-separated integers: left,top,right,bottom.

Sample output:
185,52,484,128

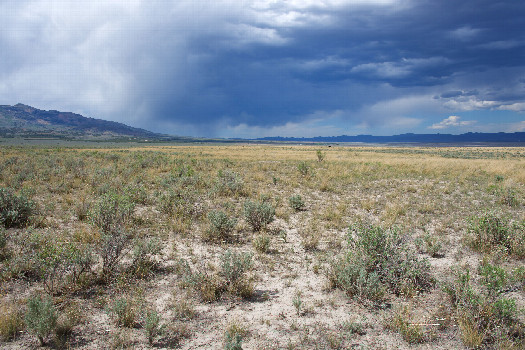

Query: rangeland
0,144,524,349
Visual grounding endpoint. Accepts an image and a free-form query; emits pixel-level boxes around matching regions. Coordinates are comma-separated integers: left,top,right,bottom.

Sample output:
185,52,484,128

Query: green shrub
91,193,135,280
25,295,58,346
444,265,524,348
144,309,165,345
415,233,443,258
204,210,237,242
107,297,138,328
157,188,198,217
468,214,525,258
0,227,7,259
293,291,302,316
499,187,520,207
225,332,243,350
214,170,244,196
178,259,225,302
54,302,83,349
129,237,162,278
224,319,248,350
478,260,507,296
36,238,95,294
288,195,305,211
172,296,196,320
220,250,254,298
0,187,34,228
252,234,270,254
297,162,309,176
316,149,325,162
243,200,275,232
328,223,434,303
90,192,134,234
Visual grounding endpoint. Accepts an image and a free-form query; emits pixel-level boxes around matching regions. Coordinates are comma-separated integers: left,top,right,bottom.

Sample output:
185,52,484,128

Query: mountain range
0,103,162,139
257,132,525,144
1,103,524,143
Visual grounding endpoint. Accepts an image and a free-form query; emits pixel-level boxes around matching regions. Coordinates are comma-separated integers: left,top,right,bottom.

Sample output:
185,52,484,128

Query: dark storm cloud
1,0,524,137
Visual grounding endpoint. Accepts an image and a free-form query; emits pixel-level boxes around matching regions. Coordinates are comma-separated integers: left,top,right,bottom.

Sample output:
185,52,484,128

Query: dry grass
0,144,523,349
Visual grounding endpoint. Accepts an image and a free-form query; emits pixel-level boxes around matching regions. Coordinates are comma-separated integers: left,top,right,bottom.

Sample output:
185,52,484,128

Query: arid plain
1,144,524,349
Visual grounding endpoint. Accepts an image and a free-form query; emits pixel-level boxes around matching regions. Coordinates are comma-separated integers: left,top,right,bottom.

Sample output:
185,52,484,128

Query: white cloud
497,103,525,112
476,40,524,50
224,23,288,46
442,98,499,111
351,57,449,79
450,26,481,41
429,116,476,130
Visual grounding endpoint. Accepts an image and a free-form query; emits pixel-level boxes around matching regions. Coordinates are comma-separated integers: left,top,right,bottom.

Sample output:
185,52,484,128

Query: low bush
0,187,34,228
91,193,135,280
172,295,196,320
444,264,525,348
415,233,443,258
54,302,83,349
297,161,310,176
253,234,270,253
467,213,525,258
129,237,162,278
37,239,95,294
144,309,165,345
204,210,237,242
157,188,198,218
328,223,434,303
214,170,244,196
220,250,254,298
316,149,325,162
288,194,305,211
107,296,139,328
0,227,7,260
25,294,58,346
178,259,225,302
243,200,275,232
90,192,134,234
224,319,248,350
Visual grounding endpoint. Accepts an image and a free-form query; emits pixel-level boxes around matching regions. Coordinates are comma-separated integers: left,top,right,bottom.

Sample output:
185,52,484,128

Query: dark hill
0,104,162,139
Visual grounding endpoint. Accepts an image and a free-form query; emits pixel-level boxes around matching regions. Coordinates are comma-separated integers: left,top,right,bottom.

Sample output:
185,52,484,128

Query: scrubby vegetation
0,144,523,349
328,223,434,303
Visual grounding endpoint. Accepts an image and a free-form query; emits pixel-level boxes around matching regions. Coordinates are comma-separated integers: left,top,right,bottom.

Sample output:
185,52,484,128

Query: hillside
0,104,162,139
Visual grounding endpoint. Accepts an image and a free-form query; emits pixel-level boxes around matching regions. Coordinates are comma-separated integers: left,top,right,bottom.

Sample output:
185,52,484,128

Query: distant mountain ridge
0,103,162,139
258,132,525,144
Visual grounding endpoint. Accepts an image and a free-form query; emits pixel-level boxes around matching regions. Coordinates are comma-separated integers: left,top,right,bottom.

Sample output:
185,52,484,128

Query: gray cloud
1,0,524,137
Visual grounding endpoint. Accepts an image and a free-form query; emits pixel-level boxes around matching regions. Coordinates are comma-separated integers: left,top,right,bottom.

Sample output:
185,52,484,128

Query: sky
1,0,524,138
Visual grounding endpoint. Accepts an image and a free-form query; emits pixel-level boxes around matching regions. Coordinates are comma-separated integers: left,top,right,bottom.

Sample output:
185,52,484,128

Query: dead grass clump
384,306,432,344
172,294,197,320
300,220,322,251
0,300,24,341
